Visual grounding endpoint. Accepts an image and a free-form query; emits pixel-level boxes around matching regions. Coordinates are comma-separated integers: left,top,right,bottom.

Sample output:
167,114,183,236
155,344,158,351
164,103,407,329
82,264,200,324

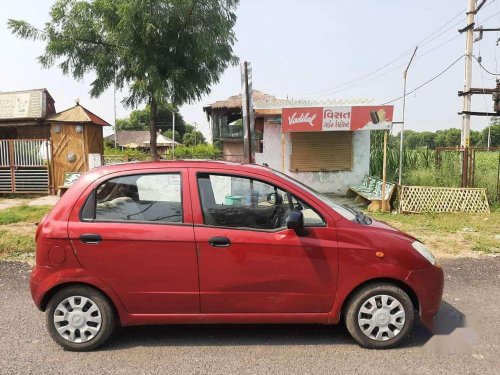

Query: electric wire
287,8,467,97
476,14,491,117
300,17,471,98
289,2,500,99
308,33,463,98
473,55,500,75
381,55,465,105
312,8,500,99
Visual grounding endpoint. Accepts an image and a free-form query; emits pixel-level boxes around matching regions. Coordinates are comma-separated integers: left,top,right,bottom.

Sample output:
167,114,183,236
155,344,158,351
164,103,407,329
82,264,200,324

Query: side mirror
286,210,309,236
267,192,277,205
267,192,283,205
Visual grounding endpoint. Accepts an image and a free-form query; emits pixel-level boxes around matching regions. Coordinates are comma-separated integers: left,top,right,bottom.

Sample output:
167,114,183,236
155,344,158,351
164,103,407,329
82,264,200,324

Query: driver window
290,196,325,226
197,173,290,230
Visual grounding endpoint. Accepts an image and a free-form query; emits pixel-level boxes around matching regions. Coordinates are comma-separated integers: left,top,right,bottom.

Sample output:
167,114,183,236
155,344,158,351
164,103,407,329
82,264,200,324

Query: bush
104,145,149,161
166,144,221,159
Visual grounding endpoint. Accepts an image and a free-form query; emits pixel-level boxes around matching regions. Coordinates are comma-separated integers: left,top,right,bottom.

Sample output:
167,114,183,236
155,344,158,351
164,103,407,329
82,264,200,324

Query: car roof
92,160,273,176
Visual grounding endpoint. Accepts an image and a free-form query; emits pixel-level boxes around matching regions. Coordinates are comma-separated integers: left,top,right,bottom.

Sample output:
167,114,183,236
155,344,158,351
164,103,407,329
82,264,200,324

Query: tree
9,0,239,159
183,130,206,146
116,104,185,136
482,118,500,147
164,130,181,143
444,128,461,147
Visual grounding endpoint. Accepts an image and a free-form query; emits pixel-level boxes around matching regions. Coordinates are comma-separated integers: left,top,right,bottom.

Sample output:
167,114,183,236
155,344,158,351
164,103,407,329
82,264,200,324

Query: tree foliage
116,104,186,135
8,0,239,158
183,129,206,146
392,124,500,149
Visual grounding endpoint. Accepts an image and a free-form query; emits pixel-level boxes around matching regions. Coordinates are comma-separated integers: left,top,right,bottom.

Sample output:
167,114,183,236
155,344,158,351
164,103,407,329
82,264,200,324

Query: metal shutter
290,132,353,172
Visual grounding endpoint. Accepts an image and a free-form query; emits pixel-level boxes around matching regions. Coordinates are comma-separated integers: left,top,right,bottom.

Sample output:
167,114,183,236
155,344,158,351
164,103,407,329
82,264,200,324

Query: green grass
368,209,500,255
370,139,499,203
0,205,52,225
0,230,34,259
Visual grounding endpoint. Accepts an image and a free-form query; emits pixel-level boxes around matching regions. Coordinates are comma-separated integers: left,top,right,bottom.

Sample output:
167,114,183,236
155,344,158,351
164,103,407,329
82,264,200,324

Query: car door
68,168,200,314
190,168,338,314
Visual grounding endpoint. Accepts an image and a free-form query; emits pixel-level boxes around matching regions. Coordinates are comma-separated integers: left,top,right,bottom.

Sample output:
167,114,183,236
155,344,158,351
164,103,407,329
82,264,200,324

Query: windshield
271,169,357,221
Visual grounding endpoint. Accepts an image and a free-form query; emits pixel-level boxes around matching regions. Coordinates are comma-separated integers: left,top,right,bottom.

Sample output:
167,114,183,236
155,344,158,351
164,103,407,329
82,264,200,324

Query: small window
197,173,324,230
88,173,182,223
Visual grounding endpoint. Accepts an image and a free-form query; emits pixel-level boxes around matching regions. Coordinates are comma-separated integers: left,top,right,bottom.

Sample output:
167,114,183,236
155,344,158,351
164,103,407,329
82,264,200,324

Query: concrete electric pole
460,0,476,148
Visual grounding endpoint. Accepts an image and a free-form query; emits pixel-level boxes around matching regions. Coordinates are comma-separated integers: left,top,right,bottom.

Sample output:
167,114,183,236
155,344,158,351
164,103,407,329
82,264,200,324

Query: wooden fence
399,185,490,213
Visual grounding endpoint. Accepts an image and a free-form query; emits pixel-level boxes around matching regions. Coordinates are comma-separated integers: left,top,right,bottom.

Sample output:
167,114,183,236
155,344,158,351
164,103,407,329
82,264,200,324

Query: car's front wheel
45,285,116,351
345,283,415,349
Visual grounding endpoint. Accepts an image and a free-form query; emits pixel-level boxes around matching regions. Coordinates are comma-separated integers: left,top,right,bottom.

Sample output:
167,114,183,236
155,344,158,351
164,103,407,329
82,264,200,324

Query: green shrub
104,145,149,160
166,144,222,159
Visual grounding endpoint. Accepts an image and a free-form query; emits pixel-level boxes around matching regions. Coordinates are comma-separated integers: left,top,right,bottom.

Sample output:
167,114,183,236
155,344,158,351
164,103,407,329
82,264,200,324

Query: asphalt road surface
0,257,499,375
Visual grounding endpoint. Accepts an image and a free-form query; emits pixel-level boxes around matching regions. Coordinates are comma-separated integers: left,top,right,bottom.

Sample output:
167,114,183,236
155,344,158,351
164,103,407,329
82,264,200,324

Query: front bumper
406,264,444,330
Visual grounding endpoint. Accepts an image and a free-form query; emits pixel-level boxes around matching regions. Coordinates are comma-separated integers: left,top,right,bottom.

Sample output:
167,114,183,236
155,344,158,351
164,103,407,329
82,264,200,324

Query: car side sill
120,313,331,326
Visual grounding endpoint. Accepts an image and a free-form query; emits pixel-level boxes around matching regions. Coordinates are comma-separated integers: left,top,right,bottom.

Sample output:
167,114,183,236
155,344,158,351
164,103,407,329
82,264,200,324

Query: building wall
256,118,370,194
222,140,245,162
16,125,51,139
51,123,87,188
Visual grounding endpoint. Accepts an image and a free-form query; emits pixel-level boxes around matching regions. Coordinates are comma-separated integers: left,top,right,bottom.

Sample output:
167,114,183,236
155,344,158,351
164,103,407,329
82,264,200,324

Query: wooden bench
348,175,396,211
57,172,83,197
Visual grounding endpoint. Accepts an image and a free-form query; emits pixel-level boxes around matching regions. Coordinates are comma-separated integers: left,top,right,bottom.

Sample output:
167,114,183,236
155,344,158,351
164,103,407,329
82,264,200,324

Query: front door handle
208,236,231,248
80,233,102,244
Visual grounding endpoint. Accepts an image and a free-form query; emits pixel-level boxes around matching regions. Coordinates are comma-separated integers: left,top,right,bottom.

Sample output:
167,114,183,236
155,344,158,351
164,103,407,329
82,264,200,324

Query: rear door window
83,173,183,223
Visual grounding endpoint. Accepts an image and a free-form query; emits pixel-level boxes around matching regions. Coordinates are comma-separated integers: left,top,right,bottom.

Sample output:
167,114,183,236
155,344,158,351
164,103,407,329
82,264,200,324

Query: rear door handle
80,233,102,244
208,236,231,248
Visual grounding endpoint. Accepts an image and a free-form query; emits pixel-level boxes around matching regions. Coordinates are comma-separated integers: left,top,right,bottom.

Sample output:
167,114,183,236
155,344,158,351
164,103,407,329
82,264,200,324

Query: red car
31,161,443,351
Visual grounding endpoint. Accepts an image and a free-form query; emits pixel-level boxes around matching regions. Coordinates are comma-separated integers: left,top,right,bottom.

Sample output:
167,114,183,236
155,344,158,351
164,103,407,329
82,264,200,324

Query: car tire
345,283,414,349
45,285,116,351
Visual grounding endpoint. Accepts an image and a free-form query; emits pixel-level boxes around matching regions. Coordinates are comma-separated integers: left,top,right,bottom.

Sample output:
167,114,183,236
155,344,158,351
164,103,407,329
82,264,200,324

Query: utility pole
398,46,418,186
456,1,500,185
461,0,476,148
241,61,255,163
172,108,176,159
113,82,117,148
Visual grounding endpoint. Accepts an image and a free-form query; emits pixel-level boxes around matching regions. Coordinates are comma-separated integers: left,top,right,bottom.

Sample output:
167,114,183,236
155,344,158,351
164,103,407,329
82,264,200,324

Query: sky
1,0,499,138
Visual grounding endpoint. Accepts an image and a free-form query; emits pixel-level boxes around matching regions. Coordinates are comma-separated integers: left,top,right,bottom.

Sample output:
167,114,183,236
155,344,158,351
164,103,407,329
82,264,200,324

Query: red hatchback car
31,161,443,351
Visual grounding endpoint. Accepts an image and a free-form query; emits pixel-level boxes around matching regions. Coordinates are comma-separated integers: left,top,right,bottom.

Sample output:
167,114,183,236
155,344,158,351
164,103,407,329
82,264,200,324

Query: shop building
0,89,108,194
204,91,393,194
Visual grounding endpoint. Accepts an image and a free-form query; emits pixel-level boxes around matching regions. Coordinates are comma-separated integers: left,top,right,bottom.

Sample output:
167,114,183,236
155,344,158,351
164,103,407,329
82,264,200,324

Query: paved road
0,258,499,375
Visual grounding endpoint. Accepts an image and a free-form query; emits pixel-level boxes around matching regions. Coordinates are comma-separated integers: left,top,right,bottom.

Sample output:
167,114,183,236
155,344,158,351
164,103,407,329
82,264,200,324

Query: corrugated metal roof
46,104,110,126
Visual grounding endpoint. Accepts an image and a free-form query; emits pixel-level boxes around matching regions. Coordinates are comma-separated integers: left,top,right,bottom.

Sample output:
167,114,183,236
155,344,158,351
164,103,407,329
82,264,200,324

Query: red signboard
282,105,394,132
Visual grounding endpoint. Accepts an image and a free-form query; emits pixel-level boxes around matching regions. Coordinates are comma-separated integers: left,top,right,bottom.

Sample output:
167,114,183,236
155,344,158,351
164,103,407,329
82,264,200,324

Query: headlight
411,241,436,265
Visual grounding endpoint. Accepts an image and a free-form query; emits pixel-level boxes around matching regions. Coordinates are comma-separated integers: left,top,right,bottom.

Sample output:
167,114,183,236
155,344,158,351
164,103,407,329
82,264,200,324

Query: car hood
366,218,419,243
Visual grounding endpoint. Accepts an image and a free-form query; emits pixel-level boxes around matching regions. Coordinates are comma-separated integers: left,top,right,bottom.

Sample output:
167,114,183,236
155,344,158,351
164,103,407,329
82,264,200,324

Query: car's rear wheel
46,285,116,351
345,283,414,349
